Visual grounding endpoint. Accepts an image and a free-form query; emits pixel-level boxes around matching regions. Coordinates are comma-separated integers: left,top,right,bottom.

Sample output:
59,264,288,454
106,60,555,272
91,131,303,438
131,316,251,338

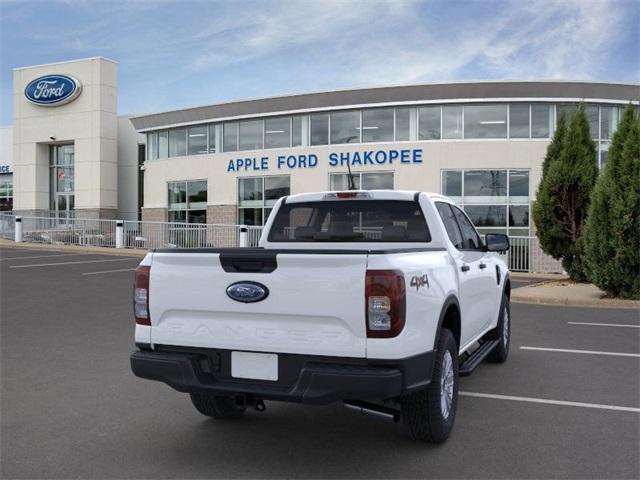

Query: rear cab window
268,200,431,243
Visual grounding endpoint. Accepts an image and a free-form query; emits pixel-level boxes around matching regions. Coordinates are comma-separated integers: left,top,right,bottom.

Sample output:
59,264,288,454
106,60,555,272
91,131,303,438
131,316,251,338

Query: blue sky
1,0,638,126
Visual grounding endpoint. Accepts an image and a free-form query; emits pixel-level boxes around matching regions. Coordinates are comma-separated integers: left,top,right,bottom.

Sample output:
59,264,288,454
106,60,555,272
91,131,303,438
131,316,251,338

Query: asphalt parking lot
1,245,639,479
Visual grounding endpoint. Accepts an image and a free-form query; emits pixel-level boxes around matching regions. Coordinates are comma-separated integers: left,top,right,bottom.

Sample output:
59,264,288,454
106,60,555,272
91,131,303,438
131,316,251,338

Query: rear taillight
133,265,150,326
365,270,406,338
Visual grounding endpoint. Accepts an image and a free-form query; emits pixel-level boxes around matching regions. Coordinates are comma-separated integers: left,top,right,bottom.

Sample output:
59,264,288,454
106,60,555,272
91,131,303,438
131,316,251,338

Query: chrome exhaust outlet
344,401,400,423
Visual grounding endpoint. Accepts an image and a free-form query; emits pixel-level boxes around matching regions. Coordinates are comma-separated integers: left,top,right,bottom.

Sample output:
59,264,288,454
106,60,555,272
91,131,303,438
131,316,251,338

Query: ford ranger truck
130,190,511,443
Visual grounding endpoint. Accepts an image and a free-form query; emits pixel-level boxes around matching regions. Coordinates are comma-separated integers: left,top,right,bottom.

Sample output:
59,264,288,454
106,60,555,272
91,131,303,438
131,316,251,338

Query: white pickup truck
131,190,511,443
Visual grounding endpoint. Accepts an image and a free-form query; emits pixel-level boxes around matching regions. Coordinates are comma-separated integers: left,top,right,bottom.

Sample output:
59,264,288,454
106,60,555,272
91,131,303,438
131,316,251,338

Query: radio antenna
346,159,356,190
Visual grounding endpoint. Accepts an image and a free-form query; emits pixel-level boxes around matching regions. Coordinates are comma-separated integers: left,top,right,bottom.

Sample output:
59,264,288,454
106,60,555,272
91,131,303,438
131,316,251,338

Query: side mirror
485,233,510,253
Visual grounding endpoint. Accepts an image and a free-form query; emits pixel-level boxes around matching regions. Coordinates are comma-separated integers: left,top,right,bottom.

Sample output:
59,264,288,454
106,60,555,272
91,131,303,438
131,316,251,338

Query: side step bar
459,339,500,377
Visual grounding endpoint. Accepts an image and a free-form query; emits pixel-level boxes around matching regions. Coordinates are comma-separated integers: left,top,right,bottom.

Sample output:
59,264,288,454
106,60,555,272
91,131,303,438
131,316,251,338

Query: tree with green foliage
533,105,598,281
583,106,640,298
532,112,567,265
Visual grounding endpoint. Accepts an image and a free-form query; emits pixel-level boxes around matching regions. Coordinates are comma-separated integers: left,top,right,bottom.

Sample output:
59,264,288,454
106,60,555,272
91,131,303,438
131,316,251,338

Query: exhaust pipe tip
344,401,400,423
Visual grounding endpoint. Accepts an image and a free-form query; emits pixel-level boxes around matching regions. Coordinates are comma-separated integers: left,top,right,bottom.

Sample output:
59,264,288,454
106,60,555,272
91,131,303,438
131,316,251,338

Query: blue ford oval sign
226,281,269,303
24,74,82,106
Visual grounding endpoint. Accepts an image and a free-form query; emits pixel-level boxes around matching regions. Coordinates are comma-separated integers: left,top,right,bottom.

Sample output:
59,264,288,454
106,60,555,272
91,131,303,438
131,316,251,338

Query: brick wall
141,208,167,223
206,205,236,224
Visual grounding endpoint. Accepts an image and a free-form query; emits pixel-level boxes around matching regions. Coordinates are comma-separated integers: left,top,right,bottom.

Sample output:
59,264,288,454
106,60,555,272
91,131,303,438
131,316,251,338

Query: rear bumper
130,345,434,405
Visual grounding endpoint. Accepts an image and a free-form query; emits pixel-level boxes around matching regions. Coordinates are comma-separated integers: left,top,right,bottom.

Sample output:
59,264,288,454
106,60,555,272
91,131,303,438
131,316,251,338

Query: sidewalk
512,279,640,309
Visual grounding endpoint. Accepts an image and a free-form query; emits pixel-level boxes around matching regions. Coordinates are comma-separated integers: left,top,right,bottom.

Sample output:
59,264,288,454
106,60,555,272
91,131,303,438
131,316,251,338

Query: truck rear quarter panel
366,250,456,359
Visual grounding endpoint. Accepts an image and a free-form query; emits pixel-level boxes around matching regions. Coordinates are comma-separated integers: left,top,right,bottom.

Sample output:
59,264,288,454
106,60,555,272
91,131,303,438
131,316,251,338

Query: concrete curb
512,285,640,310
0,239,147,258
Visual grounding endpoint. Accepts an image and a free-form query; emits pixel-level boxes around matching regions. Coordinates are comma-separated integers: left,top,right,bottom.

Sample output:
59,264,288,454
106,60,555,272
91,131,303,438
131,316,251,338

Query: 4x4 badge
410,274,429,291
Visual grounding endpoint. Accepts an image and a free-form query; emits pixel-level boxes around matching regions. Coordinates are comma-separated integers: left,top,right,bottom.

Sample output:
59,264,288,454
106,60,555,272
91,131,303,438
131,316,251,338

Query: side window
452,206,482,250
435,202,464,249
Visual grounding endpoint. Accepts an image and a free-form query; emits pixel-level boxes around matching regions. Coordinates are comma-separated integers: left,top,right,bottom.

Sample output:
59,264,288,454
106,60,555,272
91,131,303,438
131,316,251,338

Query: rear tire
189,393,246,419
401,328,458,443
488,294,510,363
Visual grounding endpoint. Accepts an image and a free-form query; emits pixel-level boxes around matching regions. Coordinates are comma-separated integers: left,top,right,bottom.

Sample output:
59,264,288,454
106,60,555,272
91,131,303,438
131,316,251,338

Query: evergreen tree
532,112,567,259
533,105,598,281
584,106,640,298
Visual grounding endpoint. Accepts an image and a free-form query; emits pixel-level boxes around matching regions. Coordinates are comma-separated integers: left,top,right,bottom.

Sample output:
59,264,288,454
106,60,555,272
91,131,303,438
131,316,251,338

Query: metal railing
1,213,565,274
121,221,255,249
20,216,118,247
507,236,564,274
0,213,15,240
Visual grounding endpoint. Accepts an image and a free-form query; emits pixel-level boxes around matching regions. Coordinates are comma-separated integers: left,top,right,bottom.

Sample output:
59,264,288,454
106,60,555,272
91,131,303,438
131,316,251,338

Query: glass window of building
442,105,463,139
292,116,303,147
187,126,208,155
223,122,239,152
463,170,507,203
509,170,529,202
509,104,529,138
239,120,263,150
395,107,411,141
509,205,529,228
330,110,360,144
147,132,158,160
556,103,577,120
419,106,441,140
599,142,610,170
441,169,530,236
362,171,394,189
208,124,217,153
464,104,507,139
168,180,207,223
464,205,507,232
362,108,394,143
329,172,393,190
531,104,552,138
265,176,290,206
169,128,187,157
238,176,290,226
158,131,169,159
264,117,291,149
330,173,360,190
0,173,13,211
310,113,329,145
586,104,599,139
600,106,619,140
49,144,75,218
442,170,462,203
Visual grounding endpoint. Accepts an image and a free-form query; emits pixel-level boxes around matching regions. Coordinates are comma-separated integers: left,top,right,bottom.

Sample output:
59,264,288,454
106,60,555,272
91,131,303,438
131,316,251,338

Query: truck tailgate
148,252,369,357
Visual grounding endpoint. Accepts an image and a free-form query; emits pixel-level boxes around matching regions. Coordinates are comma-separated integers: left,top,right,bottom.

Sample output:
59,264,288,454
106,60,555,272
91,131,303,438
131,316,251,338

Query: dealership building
5,57,638,238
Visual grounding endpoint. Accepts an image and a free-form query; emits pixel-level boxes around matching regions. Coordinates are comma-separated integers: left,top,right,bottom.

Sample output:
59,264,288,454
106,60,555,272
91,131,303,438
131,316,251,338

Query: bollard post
14,216,23,243
239,225,248,247
116,220,124,248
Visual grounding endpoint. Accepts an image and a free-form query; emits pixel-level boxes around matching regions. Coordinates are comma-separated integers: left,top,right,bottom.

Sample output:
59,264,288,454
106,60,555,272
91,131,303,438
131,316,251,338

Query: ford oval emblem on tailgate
226,281,269,303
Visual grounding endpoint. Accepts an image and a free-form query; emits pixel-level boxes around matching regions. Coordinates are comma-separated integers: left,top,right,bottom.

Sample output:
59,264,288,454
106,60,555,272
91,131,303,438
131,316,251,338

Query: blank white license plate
231,351,278,381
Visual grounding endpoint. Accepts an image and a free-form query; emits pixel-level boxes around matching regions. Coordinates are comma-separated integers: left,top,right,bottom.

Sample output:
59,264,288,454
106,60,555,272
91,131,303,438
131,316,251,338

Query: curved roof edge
131,81,639,131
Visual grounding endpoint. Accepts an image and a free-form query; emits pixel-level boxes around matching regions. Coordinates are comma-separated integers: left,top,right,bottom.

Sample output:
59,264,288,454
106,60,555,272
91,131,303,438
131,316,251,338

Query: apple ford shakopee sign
24,74,82,106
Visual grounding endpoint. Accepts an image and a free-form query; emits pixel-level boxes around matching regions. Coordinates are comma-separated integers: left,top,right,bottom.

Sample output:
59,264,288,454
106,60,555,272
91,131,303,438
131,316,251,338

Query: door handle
479,263,487,269
461,265,470,272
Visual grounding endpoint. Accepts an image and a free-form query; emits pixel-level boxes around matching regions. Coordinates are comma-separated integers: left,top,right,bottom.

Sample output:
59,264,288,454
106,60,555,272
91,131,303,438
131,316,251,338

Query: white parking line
520,346,640,358
10,258,139,269
82,268,136,276
460,391,640,413
1,253,87,261
568,322,640,329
